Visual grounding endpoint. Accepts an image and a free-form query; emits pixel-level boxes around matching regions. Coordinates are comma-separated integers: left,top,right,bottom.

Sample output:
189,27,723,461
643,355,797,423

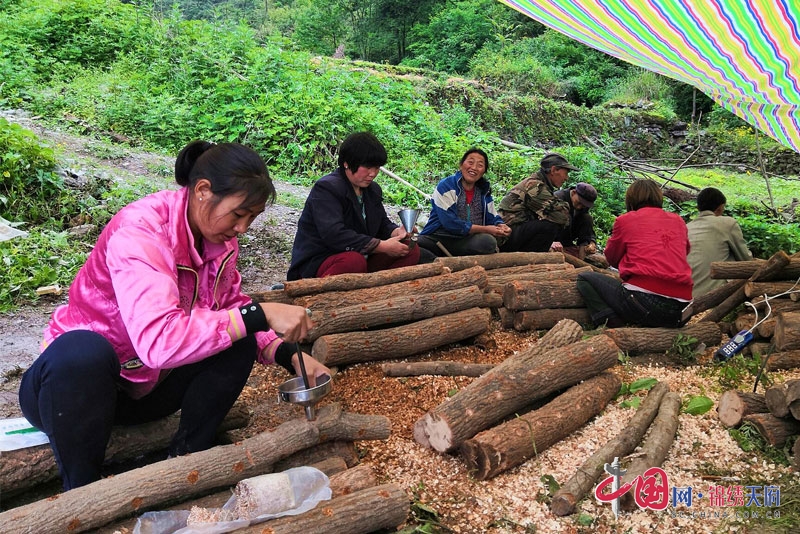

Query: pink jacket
605,207,693,301
43,188,281,398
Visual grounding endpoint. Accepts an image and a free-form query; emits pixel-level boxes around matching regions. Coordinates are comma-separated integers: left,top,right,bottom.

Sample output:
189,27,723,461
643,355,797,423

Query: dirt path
0,110,308,414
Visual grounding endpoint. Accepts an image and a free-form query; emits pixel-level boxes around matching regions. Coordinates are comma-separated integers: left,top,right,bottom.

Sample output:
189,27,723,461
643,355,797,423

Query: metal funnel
398,209,420,233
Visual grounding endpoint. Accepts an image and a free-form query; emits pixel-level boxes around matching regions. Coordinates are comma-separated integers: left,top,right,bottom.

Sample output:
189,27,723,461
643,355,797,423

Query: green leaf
577,513,594,526
541,474,560,495
683,395,714,415
447,388,459,397
629,378,658,393
620,397,642,409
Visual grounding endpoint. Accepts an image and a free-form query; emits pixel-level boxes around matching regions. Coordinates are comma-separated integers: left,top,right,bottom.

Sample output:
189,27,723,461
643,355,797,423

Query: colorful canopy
499,0,800,154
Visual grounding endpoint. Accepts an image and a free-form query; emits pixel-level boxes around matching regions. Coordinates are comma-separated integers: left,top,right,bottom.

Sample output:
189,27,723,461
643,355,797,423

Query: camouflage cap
541,152,580,171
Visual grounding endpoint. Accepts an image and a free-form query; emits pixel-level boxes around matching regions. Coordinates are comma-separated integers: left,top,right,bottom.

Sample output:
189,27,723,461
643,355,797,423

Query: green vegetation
0,0,797,309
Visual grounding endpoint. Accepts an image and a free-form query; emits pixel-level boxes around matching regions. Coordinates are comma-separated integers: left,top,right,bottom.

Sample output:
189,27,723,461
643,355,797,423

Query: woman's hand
550,241,564,252
259,303,313,342
291,351,331,387
585,242,597,254
376,234,410,257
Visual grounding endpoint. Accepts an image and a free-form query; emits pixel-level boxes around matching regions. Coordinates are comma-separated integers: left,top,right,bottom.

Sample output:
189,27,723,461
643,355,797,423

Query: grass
675,168,798,209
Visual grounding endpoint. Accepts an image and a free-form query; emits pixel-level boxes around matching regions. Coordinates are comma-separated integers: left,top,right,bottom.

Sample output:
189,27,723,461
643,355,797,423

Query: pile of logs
718,385,800,471
252,252,592,368
0,404,404,533
701,251,800,369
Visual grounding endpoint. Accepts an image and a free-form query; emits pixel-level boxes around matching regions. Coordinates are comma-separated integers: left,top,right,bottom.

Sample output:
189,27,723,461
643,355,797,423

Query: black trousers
19,330,257,490
576,271,687,328
500,219,562,253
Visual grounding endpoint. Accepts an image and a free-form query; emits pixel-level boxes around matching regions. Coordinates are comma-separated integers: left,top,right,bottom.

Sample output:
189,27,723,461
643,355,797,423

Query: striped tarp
500,0,800,154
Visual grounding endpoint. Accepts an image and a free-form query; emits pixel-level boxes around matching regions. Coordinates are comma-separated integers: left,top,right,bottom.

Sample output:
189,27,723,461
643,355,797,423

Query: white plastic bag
133,466,331,534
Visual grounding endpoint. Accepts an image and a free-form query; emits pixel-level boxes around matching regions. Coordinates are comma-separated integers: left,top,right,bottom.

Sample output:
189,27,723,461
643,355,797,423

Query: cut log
482,290,503,309
249,290,295,304
273,441,360,472
743,413,800,447
295,265,487,312
282,262,445,297
0,404,390,534
473,332,497,351
794,437,800,472
327,464,379,498
750,251,793,282
305,285,485,342
487,265,591,286
485,263,573,276
786,379,800,420
312,308,492,367
382,361,494,377
503,279,585,311
435,252,565,272
765,385,790,418
745,281,800,298
562,252,614,274
604,323,721,355
413,322,617,453
236,484,409,534
734,313,757,333
710,257,800,280
551,382,670,516
514,308,591,331
756,318,776,339
0,403,250,498
498,307,515,329
747,342,773,358
94,457,353,534
700,285,747,323
774,312,800,351
765,350,800,371
461,371,621,480
619,392,682,511
717,391,768,428
689,279,746,316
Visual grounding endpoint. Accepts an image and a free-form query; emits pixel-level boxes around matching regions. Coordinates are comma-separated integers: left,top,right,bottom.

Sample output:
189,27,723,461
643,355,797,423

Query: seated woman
20,140,330,491
288,132,431,279
576,179,693,328
417,148,511,257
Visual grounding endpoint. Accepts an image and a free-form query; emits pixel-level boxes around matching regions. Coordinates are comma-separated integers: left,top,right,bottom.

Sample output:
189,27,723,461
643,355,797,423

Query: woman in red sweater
576,179,693,328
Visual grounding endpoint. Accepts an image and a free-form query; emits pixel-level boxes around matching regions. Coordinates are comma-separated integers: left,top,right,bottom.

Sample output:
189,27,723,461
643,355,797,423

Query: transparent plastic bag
133,466,331,534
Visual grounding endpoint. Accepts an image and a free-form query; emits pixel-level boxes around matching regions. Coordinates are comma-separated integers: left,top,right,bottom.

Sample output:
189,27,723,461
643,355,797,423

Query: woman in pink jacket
19,140,329,490
576,179,693,329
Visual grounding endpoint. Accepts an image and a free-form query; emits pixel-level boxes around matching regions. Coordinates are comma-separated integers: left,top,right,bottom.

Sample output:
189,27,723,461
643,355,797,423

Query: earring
200,196,204,201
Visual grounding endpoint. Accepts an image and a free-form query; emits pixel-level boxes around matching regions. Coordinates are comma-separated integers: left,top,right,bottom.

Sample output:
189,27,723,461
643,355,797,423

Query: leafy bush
0,117,61,222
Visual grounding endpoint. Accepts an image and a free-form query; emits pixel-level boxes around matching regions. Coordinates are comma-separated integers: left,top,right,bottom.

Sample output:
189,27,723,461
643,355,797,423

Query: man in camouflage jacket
498,153,577,252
